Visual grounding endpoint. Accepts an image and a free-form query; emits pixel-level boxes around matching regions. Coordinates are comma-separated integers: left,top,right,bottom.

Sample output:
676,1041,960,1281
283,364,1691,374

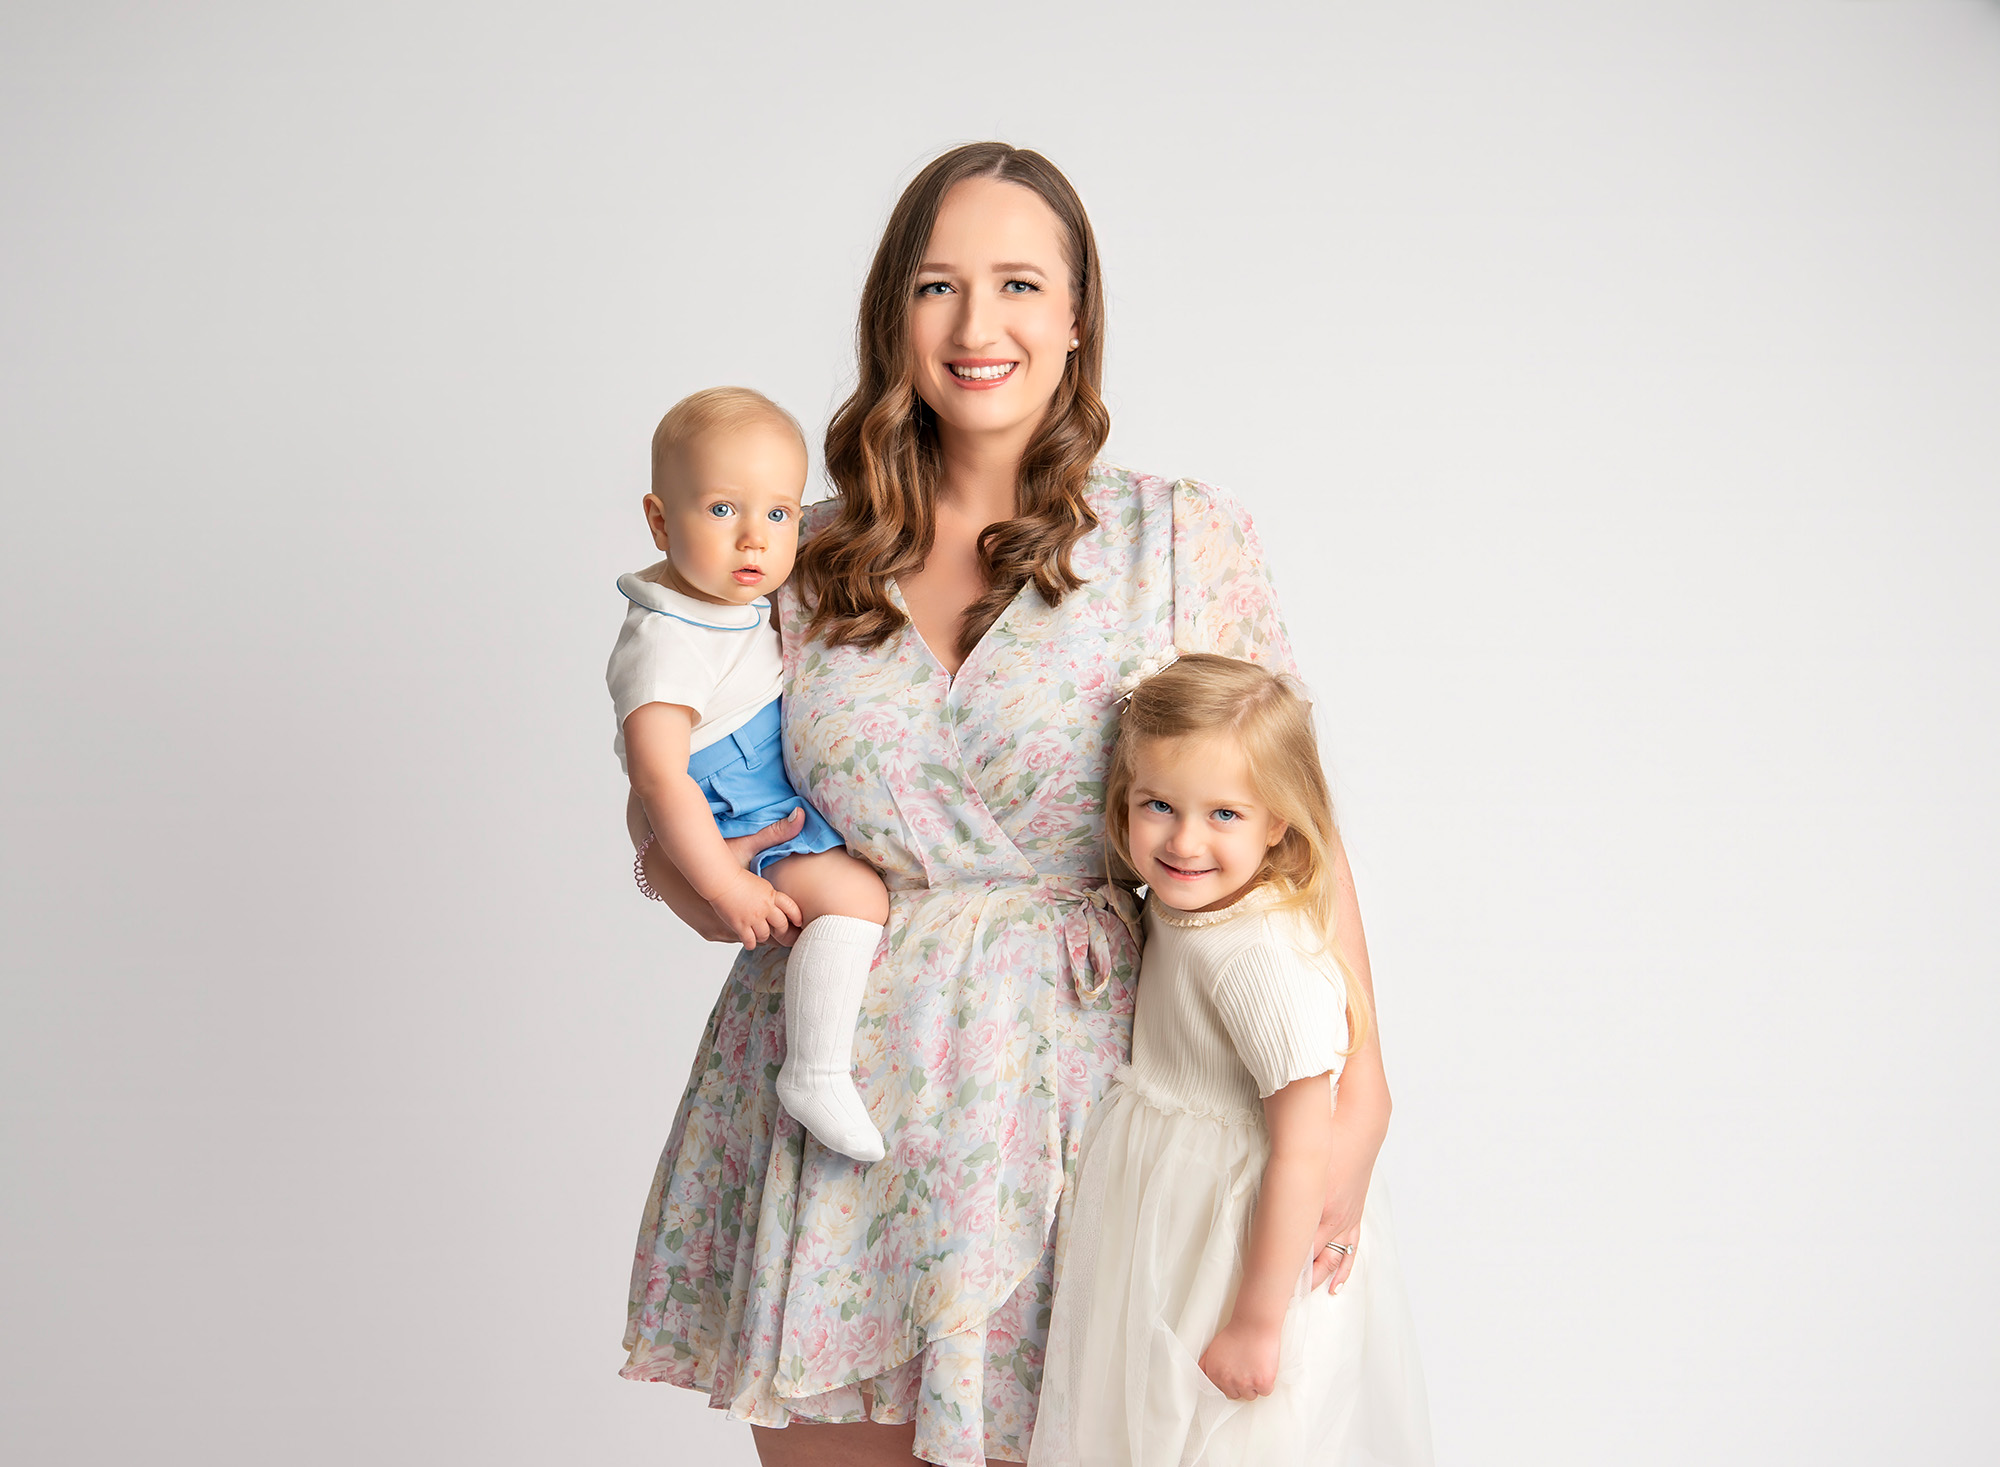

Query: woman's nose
952,292,996,350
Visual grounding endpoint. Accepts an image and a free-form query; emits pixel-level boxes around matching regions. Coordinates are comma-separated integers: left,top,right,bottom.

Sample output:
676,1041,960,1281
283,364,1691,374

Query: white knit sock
775,915,886,1162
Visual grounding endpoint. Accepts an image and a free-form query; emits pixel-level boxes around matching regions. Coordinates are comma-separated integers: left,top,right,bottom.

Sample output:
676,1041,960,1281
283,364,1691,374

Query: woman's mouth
947,359,1017,389
733,567,764,585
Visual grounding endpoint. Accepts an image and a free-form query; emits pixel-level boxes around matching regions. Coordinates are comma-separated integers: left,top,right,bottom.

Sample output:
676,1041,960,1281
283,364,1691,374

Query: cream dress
1031,888,1434,1467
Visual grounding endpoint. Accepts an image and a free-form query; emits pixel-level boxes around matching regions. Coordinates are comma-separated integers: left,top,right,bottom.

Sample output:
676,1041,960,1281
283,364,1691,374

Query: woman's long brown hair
798,142,1111,658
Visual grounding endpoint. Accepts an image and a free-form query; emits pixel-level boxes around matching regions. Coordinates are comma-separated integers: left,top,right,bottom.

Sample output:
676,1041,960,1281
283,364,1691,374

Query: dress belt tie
885,875,1142,1003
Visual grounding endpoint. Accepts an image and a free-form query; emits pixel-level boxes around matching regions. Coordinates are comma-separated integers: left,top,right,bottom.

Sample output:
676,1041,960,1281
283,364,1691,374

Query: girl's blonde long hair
1105,653,1373,1056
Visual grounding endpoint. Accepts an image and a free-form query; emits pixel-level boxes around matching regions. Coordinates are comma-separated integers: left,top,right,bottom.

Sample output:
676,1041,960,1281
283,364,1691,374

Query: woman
621,143,1396,1467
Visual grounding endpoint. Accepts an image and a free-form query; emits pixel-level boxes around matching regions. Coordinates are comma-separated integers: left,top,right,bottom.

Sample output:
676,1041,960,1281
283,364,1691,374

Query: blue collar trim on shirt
617,579,770,631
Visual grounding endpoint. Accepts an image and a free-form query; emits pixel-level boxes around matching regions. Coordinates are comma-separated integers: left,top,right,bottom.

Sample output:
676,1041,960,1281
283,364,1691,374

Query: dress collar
617,567,769,631
1148,882,1281,930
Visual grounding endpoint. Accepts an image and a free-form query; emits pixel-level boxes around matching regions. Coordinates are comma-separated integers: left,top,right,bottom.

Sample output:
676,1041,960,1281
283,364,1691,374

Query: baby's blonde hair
1105,652,1372,1056
650,387,806,501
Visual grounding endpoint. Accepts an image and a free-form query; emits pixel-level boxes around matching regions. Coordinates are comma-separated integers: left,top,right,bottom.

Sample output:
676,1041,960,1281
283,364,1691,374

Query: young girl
1032,654,1432,1466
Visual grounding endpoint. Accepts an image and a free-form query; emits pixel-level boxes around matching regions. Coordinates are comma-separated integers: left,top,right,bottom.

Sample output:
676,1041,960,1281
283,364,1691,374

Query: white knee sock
775,914,886,1162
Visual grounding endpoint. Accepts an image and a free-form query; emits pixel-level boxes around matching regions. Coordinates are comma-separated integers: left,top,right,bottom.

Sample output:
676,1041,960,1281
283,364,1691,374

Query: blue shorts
686,698,844,876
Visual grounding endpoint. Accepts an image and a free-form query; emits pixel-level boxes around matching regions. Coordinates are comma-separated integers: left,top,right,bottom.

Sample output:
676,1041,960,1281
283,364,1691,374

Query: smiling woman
620,143,1404,1467
800,145,1109,666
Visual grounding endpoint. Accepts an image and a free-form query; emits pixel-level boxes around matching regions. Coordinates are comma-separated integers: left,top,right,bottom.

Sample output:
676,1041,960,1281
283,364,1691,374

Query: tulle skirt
1030,1070,1434,1467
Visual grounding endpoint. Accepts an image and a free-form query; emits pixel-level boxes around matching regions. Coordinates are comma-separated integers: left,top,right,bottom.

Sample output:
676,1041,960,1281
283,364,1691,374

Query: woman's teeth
950,363,1016,380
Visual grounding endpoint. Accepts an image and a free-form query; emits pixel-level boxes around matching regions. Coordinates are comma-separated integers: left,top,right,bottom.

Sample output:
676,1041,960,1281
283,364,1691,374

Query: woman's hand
708,867,800,950
1199,1317,1283,1401
633,798,808,944
1308,834,1390,1296
1309,1211,1362,1295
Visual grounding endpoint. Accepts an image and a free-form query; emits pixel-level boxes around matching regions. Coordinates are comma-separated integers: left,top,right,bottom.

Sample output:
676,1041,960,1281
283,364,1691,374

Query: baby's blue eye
766,507,789,524
707,503,734,519
1144,799,1172,815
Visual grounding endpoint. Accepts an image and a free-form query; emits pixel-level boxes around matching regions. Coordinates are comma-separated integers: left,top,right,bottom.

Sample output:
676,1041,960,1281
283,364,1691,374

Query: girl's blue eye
707,503,734,519
1144,799,1172,815
766,507,789,524
1213,809,1240,823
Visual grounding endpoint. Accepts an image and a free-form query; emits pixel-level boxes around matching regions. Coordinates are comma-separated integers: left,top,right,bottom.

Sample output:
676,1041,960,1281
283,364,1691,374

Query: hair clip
1114,649,1179,705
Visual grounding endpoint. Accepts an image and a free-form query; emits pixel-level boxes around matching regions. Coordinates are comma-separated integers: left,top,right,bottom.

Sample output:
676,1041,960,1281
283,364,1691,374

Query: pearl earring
1070,337,1080,350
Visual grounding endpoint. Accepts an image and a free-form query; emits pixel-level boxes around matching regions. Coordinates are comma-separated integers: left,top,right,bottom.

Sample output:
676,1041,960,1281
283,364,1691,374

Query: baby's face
646,421,807,606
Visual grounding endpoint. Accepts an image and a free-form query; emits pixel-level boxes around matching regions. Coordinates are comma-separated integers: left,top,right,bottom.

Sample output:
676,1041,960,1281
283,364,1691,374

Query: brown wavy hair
798,142,1110,657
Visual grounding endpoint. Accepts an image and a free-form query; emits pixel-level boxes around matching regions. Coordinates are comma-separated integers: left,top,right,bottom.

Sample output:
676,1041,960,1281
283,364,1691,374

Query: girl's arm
1311,834,1392,1292
624,702,801,948
1199,1072,1336,1401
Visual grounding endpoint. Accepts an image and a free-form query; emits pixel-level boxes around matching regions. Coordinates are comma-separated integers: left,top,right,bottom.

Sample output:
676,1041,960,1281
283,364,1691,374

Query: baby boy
608,387,887,1162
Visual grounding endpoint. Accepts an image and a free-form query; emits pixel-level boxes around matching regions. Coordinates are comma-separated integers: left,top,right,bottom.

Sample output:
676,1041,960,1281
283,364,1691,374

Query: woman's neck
935,424,1027,524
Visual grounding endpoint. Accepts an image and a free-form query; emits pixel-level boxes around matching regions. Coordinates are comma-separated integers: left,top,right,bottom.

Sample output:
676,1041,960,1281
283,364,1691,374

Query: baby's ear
643,493,672,551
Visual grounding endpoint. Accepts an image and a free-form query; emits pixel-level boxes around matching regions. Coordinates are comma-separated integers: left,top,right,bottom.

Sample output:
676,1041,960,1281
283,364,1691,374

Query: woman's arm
627,792,807,943
1309,833,1392,1291
1199,1072,1336,1401
624,702,804,947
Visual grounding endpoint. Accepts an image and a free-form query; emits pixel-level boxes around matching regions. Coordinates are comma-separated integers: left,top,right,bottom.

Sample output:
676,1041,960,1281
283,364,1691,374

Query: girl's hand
1198,1317,1282,1401
708,867,801,949
1309,1215,1362,1294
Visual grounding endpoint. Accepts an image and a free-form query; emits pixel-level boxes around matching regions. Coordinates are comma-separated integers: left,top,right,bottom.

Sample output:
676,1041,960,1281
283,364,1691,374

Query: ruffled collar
1148,882,1280,930
617,565,769,630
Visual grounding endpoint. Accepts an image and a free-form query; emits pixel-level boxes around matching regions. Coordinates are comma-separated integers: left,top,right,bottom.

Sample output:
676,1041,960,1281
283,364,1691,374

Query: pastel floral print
622,465,1295,1467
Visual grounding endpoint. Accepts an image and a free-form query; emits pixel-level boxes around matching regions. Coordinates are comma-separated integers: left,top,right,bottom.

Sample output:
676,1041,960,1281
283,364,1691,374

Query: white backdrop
4,4,1996,1463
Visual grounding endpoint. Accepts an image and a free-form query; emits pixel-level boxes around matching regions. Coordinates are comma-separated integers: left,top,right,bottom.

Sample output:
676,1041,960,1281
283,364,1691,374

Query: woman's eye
916,280,952,297
706,503,734,519
766,507,789,524
1001,278,1039,294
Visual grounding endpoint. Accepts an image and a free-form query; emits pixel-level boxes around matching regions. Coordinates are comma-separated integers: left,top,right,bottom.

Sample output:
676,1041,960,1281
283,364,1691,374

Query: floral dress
622,464,1296,1467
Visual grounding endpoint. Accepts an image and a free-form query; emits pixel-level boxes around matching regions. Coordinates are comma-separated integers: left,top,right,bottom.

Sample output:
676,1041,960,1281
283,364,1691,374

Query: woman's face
909,177,1078,450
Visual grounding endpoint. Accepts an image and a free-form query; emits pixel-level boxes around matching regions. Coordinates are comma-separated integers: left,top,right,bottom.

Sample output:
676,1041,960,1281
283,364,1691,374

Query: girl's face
1124,735,1289,913
909,177,1078,452
643,422,806,606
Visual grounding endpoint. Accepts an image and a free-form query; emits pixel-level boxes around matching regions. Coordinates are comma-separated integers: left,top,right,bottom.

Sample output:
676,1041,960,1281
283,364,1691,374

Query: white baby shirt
606,567,783,771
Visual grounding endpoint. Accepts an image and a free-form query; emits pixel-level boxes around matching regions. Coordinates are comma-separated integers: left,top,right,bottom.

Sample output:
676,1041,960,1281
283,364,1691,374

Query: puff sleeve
1170,477,1298,672
1209,925,1351,1099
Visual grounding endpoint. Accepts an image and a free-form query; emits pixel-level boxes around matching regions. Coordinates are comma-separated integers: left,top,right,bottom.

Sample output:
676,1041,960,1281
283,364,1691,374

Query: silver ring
1323,1242,1352,1256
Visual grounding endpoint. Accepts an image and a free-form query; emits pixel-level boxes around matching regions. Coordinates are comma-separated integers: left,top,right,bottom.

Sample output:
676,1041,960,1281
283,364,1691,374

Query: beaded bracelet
633,833,668,903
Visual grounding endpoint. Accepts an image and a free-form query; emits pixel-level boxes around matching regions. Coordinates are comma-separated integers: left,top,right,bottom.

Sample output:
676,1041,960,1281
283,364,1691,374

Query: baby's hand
1198,1317,1282,1401
709,869,793,949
